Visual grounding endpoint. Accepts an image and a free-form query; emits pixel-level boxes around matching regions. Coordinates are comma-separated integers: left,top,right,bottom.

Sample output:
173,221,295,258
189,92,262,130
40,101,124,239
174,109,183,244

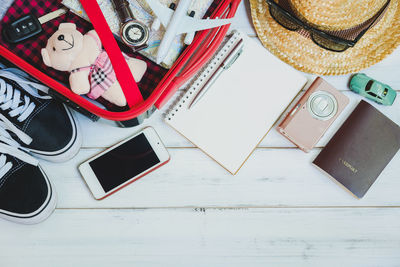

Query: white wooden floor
1,2,400,266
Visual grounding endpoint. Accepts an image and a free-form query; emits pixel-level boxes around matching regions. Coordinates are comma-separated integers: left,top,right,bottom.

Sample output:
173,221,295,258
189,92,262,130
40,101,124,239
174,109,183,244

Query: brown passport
313,100,400,198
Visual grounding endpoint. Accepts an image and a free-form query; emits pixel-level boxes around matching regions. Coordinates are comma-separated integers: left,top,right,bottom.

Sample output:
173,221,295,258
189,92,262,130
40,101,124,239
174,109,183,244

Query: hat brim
250,0,400,75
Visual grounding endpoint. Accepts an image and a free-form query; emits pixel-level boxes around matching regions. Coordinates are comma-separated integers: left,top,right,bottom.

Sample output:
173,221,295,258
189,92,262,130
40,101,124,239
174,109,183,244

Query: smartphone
79,127,170,200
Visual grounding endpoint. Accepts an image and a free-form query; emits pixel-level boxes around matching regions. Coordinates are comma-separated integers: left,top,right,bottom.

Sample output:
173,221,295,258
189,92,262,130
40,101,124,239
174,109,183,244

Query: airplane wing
175,16,234,34
146,0,234,34
145,0,174,27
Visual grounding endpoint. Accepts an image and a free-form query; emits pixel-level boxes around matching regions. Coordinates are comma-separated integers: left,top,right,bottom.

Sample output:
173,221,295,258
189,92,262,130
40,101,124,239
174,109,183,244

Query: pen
189,39,244,109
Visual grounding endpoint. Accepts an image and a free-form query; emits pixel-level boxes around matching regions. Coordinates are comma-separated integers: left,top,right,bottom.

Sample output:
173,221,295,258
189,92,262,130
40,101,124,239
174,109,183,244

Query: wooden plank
77,91,400,149
42,147,400,208
0,208,399,267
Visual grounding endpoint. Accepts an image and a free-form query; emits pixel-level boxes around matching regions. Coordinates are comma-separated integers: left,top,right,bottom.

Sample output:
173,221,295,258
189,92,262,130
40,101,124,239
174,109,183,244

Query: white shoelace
0,113,38,179
0,67,52,179
0,68,50,122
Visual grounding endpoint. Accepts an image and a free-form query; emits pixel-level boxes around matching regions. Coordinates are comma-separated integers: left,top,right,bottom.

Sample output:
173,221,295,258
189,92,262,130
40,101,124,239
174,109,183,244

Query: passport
313,100,400,198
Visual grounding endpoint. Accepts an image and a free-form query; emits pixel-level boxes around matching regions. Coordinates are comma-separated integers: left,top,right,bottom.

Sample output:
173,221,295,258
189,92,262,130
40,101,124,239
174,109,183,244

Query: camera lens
307,91,338,121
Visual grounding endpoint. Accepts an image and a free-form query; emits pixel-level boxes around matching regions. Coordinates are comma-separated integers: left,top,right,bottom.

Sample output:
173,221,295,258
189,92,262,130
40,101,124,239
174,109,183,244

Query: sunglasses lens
269,5,300,31
311,32,350,52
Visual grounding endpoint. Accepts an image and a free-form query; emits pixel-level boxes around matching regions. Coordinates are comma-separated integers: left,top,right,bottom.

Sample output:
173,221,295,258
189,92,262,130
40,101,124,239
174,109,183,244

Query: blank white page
166,32,306,174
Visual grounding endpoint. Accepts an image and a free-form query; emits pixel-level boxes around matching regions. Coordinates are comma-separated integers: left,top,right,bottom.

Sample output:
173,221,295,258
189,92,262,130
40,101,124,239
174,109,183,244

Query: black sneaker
0,65,81,162
0,118,56,224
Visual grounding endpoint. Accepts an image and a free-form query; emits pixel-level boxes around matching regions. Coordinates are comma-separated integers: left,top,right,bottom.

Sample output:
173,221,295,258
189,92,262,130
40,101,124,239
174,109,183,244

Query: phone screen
89,133,160,192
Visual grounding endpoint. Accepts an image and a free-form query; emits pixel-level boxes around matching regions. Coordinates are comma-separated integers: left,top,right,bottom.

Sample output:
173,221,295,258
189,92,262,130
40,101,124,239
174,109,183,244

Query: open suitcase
0,0,241,127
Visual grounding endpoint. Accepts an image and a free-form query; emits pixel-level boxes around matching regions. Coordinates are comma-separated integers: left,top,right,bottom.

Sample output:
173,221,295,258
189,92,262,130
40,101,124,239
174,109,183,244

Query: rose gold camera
277,77,349,152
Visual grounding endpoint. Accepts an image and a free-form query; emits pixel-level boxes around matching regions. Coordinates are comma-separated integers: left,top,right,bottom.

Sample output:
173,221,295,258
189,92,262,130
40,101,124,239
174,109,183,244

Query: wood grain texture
44,147,400,208
1,208,399,267
1,1,400,266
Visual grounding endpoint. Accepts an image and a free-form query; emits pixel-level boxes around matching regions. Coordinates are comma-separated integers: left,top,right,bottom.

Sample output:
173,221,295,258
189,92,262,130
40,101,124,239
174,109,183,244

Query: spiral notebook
165,31,307,174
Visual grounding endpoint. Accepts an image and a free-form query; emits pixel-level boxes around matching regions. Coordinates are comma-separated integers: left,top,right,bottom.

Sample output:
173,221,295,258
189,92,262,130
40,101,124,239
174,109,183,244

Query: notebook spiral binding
165,30,243,121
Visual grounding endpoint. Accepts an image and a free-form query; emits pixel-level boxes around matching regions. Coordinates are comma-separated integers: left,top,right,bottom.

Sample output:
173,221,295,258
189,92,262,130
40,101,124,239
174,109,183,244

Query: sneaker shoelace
0,67,51,179
0,113,38,179
0,68,51,122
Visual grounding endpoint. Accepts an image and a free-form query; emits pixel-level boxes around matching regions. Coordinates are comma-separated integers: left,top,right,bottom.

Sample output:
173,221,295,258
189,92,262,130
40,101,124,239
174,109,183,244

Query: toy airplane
146,0,234,64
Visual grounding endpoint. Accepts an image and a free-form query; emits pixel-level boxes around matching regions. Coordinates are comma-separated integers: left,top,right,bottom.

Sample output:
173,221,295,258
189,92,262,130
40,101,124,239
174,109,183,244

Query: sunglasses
266,0,390,52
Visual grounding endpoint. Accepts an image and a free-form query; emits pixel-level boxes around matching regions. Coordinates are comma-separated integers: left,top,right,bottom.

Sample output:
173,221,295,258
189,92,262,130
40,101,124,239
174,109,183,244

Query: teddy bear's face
41,23,84,72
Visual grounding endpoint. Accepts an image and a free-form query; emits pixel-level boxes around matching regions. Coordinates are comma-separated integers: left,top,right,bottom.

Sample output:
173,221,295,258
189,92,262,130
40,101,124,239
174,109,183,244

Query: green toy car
349,73,397,106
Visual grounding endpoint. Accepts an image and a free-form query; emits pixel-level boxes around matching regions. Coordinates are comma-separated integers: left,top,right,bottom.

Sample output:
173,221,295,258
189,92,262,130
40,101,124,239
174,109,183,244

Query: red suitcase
0,0,241,125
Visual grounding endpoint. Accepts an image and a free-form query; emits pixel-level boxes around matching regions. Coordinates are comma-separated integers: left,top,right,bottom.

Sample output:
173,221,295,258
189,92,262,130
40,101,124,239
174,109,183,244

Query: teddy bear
41,23,147,107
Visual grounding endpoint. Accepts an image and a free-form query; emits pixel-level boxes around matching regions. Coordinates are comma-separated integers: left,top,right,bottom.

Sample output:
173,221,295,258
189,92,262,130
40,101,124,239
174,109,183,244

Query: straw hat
249,0,400,75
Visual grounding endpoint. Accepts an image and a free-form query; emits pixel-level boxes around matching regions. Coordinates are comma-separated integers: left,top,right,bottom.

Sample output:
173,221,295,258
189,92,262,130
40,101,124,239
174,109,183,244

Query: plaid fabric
0,0,93,84
71,50,134,100
0,0,222,109
0,0,167,105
